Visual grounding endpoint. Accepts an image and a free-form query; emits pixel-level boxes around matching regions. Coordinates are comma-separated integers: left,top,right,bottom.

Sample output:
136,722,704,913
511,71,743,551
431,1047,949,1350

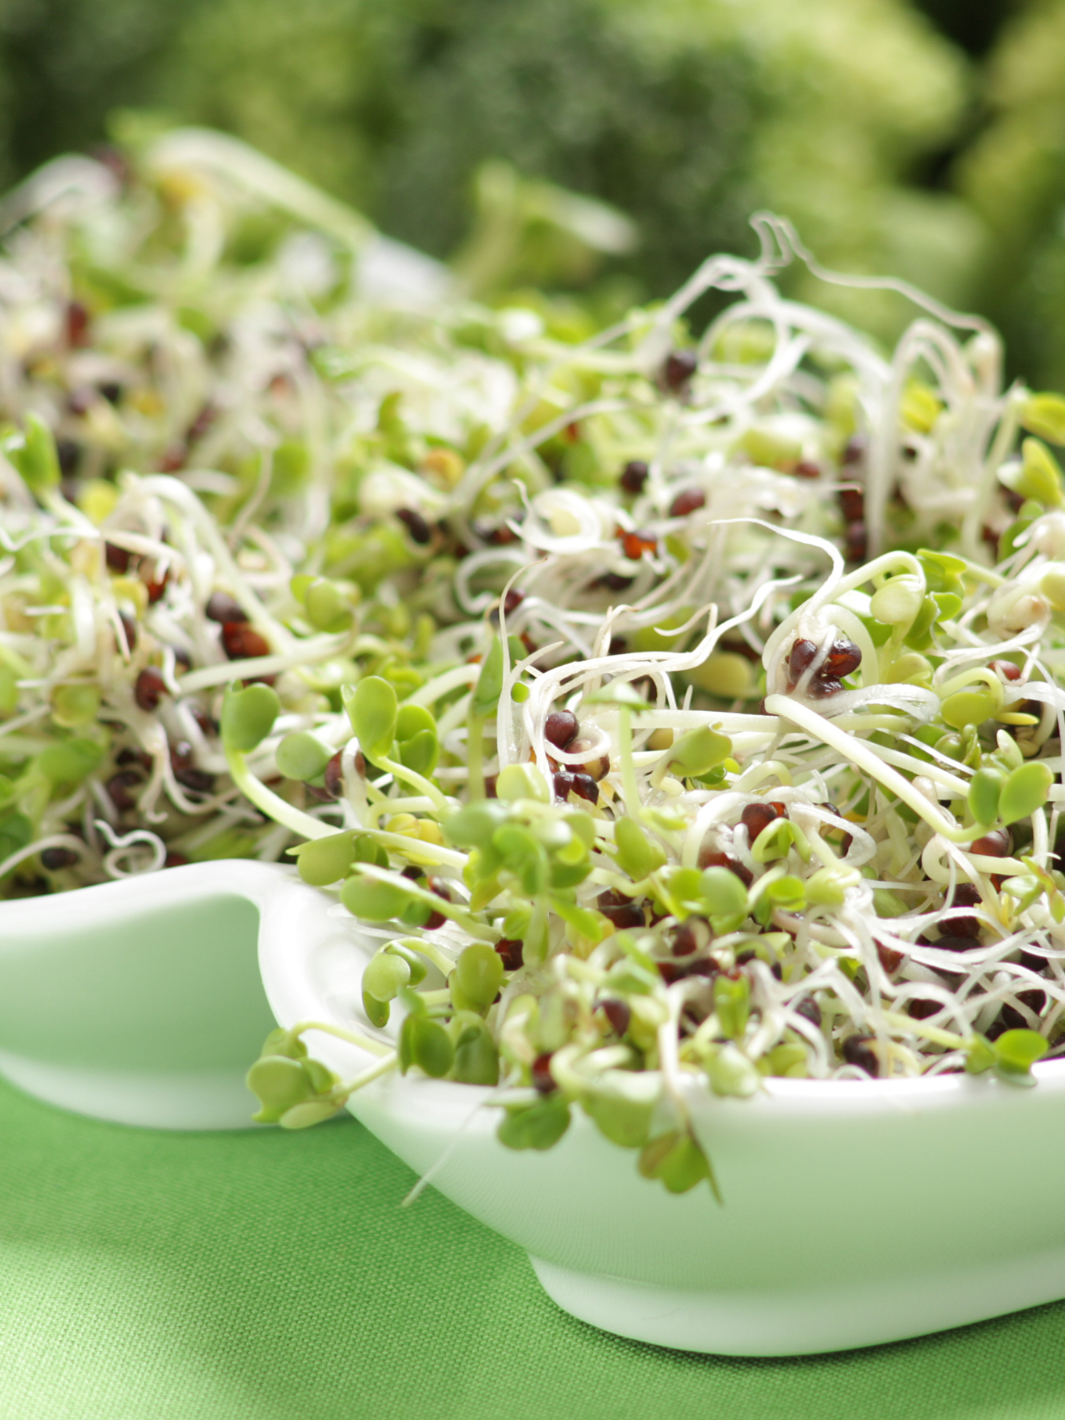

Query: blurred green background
3,0,1064,383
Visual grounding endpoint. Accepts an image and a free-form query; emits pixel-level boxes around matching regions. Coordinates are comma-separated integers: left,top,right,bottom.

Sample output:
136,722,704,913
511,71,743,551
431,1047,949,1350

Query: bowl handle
0,860,301,1130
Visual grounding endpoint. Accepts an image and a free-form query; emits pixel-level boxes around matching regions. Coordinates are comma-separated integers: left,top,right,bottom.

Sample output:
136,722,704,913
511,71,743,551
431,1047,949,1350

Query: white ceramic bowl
0,859,282,1129
3,859,1065,1356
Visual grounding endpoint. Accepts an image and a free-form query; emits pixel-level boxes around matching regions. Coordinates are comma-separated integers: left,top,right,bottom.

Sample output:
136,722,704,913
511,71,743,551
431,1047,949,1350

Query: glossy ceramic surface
0,860,279,1128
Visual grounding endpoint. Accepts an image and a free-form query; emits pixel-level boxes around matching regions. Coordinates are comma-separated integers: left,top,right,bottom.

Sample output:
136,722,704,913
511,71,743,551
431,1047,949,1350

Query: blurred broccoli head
954,0,1065,387
0,0,983,345
152,0,976,336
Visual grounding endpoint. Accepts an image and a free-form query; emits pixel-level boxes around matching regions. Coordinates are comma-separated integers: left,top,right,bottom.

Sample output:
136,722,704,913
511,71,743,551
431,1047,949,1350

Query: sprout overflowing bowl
3,132,1065,1198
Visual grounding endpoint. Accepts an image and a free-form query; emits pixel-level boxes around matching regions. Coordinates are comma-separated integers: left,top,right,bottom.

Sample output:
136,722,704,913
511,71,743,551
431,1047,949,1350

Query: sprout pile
4,134,1065,1198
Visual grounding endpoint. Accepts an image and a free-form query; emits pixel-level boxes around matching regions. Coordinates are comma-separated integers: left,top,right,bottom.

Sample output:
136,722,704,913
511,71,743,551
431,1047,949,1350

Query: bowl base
529,1248,1065,1355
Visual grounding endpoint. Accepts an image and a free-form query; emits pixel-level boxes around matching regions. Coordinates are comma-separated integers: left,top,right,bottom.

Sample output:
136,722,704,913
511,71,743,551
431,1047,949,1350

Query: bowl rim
250,861,1065,1132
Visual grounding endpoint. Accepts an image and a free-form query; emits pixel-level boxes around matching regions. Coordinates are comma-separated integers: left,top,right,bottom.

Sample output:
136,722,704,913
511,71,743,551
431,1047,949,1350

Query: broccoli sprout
2,131,1063,1200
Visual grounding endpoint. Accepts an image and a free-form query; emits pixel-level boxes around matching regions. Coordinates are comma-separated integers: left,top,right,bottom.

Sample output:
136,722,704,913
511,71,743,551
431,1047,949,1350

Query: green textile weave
3,1074,1065,1420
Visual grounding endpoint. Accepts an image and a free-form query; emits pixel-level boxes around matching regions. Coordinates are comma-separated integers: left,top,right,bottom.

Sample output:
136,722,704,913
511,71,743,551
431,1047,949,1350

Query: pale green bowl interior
0,894,269,1074
0,867,281,1129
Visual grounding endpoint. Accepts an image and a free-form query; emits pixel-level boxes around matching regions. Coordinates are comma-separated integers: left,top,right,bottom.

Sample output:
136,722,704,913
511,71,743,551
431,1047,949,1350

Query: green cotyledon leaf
221,682,280,753
998,761,1052,826
344,676,397,762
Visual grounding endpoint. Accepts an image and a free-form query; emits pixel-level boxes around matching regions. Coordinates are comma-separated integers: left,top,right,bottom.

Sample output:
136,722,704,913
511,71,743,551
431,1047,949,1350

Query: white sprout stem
406,662,480,706
354,863,497,942
764,695,976,843
658,989,691,1127
177,634,345,692
226,749,335,841
879,1011,970,1052
960,392,1021,556
398,940,457,977
617,705,641,819
289,1019,394,1058
455,396,633,507
335,1052,400,1099
872,746,971,797
375,754,451,814
364,830,466,869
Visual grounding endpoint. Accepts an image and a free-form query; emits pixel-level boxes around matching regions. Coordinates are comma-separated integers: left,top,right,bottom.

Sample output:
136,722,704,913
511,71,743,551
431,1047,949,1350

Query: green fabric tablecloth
3,1074,1065,1420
